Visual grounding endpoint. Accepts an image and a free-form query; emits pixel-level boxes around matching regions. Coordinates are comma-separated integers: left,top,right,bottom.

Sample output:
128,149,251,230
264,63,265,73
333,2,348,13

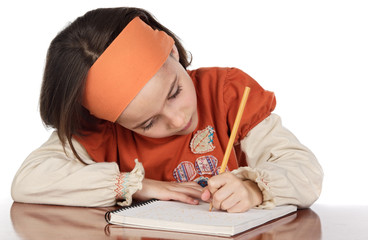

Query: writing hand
133,178,203,205
201,172,263,212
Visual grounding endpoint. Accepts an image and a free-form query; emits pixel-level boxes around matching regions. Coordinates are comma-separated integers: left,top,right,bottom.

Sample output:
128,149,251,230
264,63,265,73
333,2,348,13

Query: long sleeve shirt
11,67,323,207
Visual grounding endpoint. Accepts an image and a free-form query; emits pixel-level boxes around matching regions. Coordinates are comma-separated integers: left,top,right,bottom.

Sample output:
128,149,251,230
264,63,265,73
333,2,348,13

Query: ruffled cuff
114,159,145,207
232,166,276,209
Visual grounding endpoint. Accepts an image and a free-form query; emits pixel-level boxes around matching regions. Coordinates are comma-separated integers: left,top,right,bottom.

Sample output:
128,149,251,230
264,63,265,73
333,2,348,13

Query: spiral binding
105,199,158,223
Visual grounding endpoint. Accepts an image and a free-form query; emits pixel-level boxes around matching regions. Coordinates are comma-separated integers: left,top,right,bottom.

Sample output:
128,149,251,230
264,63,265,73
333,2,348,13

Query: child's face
116,50,198,138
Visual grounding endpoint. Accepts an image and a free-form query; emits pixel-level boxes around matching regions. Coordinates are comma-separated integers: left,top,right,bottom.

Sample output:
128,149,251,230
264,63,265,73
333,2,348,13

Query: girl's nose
163,107,186,129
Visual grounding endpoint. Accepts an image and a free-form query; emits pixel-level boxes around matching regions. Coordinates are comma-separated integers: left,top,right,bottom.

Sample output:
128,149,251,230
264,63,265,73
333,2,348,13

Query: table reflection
10,202,321,240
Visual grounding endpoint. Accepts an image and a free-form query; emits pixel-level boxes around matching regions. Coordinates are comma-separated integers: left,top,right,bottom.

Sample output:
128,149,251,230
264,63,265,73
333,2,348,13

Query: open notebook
105,200,297,237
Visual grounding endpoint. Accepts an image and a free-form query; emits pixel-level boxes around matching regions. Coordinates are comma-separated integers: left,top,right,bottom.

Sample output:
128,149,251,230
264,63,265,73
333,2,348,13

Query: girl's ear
171,44,180,61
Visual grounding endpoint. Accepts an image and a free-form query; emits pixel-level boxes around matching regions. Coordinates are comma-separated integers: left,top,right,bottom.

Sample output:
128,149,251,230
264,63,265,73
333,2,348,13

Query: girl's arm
11,131,144,207
202,113,323,212
233,113,324,209
11,132,203,207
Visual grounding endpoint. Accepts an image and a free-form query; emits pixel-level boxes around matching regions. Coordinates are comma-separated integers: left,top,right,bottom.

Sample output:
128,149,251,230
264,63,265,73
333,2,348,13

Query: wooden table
1,200,367,239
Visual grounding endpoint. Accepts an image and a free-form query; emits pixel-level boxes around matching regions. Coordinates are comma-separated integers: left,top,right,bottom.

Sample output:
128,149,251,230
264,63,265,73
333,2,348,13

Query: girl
11,7,323,212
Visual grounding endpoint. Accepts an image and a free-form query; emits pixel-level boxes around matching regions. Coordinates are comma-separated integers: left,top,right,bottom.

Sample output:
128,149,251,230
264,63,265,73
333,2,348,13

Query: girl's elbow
11,174,39,204
299,172,324,208
11,179,28,203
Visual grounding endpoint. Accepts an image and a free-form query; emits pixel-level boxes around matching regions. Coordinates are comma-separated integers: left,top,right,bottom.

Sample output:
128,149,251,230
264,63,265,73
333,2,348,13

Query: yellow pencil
209,86,251,211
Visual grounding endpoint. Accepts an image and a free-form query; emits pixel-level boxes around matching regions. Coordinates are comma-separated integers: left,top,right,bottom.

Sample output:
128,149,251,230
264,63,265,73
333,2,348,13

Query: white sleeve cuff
116,159,145,207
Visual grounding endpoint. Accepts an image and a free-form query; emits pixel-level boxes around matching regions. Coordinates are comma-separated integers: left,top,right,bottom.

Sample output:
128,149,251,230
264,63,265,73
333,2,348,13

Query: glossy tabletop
1,200,367,240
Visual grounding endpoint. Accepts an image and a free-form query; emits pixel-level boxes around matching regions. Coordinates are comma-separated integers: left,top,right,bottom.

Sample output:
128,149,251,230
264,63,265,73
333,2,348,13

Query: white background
1,0,367,206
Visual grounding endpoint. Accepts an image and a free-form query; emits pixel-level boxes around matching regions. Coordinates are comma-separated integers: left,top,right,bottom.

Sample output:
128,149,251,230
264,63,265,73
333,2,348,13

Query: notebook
105,200,297,237
105,209,297,239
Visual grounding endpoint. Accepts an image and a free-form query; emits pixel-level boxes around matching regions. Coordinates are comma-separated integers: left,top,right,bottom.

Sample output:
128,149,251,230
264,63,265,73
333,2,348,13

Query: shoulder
188,67,267,99
187,67,242,81
188,67,276,141
187,67,258,87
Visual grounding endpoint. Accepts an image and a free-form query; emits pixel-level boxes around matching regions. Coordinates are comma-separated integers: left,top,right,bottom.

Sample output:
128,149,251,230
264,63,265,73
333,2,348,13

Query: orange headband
83,17,174,122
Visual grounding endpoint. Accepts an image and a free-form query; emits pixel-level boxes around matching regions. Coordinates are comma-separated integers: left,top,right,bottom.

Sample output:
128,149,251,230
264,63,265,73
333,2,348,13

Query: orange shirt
75,67,276,185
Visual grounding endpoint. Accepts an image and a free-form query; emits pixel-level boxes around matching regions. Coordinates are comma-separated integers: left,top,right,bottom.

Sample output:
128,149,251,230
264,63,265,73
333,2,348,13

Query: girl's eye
168,85,182,100
142,84,182,131
142,119,155,131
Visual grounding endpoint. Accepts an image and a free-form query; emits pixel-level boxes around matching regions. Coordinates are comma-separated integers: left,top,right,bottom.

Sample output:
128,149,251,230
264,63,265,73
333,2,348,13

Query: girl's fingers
206,173,255,212
210,184,231,210
134,179,201,201
218,193,251,213
168,183,203,198
168,191,199,205
206,172,235,194
226,200,251,213
207,177,225,194
200,188,211,202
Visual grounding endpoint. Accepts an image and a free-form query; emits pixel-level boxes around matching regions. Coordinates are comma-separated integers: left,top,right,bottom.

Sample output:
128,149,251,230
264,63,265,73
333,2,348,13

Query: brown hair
39,7,191,160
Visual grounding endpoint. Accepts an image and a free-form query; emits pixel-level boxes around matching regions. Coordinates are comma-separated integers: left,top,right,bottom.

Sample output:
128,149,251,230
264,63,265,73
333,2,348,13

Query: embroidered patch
190,126,215,154
194,176,209,187
195,155,218,175
173,161,196,182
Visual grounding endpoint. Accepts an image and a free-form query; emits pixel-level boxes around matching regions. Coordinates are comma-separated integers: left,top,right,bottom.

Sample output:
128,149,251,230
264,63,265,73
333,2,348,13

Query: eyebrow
132,76,177,129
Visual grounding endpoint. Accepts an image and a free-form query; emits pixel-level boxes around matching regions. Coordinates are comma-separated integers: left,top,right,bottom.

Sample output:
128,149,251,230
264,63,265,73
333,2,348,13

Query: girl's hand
201,172,263,213
133,178,203,205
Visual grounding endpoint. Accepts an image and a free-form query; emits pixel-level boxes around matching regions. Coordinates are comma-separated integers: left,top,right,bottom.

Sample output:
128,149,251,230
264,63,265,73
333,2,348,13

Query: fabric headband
83,17,175,122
